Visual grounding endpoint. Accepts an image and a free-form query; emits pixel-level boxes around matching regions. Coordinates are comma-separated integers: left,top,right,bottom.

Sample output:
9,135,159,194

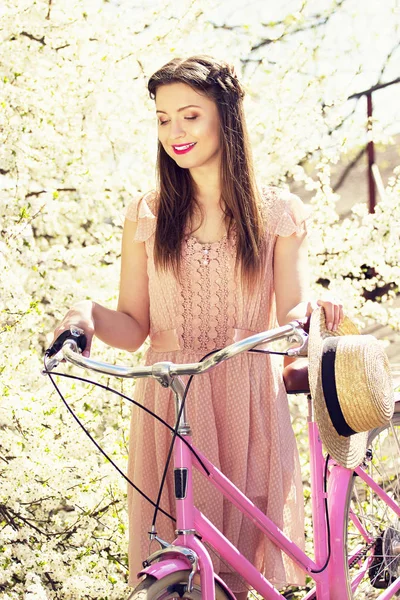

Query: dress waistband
150,328,258,353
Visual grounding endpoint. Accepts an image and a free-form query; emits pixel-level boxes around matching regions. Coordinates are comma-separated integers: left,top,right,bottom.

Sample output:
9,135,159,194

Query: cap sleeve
123,190,156,242
260,186,309,237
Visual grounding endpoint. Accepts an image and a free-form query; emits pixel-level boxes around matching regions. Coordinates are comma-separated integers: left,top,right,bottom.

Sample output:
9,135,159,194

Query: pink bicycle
45,321,400,599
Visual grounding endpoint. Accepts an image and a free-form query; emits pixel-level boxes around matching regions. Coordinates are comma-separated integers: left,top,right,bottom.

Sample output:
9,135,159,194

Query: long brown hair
147,55,265,284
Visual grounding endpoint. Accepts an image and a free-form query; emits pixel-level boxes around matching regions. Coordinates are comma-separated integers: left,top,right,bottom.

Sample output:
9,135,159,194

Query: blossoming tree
1,0,399,597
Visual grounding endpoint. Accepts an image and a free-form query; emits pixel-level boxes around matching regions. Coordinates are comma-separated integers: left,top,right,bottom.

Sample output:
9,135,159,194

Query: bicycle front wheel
128,571,231,599
345,403,400,598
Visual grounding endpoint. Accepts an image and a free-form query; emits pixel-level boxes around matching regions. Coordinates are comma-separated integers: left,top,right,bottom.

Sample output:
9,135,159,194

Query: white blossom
1,0,399,597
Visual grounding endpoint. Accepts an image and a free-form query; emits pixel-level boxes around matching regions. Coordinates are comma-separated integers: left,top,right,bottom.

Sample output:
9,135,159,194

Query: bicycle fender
137,561,236,600
137,557,191,580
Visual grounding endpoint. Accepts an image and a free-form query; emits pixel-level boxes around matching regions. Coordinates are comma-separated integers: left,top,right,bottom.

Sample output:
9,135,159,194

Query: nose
169,119,186,140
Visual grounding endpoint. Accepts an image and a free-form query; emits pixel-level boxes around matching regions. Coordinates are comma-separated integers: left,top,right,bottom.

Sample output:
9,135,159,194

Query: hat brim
308,307,368,469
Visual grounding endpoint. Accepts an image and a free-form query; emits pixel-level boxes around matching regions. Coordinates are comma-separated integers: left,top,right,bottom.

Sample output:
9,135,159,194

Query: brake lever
43,326,87,374
45,326,87,358
286,320,309,357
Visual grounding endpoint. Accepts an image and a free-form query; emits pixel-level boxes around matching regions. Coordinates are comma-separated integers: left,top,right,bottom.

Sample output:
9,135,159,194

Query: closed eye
158,116,198,126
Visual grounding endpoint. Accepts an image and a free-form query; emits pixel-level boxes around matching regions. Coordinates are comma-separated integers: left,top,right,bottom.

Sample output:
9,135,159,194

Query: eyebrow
156,104,203,114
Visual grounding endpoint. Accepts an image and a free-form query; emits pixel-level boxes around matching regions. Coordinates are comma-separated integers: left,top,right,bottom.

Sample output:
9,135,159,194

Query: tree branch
25,187,77,199
20,31,46,46
348,76,400,100
55,44,70,52
44,571,59,591
207,9,338,52
378,39,400,83
0,504,45,535
250,0,347,52
91,499,120,518
46,0,53,20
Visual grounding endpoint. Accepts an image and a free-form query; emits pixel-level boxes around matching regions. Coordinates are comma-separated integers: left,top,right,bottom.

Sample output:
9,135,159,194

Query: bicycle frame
52,330,400,599
139,389,400,600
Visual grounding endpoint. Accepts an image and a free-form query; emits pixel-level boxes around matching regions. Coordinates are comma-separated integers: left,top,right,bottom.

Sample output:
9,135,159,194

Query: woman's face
155,82,221,171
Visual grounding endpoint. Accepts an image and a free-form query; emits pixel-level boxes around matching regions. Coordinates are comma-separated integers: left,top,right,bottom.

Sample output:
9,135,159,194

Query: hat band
321,337,356,438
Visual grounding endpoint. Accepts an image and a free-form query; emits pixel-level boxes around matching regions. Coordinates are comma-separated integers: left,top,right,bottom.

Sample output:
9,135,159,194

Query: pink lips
172,143,196,155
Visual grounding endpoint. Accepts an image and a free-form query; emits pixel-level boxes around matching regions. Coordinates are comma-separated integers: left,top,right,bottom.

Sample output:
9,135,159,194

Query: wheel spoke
345,409,400,599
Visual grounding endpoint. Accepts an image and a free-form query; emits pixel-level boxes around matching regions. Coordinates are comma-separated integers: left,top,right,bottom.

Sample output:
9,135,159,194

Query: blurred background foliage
1,0,400,597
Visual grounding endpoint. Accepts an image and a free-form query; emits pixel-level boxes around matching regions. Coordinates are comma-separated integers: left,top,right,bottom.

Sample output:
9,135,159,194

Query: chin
173,156,201,168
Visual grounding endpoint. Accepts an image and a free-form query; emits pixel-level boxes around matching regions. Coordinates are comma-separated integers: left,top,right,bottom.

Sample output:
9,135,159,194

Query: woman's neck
190,164,221,209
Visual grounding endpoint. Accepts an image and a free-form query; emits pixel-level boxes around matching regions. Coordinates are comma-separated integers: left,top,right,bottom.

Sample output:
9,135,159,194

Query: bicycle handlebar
43,320,308,384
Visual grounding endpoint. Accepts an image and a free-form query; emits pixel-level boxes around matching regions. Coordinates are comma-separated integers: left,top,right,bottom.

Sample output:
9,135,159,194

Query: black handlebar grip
45,327,87,358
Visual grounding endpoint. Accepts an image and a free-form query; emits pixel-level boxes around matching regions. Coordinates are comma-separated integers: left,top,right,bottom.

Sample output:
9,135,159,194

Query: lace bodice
177,235,237,351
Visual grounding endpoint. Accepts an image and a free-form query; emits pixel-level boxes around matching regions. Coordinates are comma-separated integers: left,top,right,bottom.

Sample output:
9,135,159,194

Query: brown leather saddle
283,358,310,395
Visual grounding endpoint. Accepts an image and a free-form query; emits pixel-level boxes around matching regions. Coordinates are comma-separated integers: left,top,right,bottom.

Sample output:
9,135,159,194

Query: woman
53,55,343,598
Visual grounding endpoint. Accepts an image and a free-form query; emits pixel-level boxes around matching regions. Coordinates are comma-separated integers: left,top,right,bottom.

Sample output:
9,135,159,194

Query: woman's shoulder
259,184,309,237
124,189,157,221
123,189,158,242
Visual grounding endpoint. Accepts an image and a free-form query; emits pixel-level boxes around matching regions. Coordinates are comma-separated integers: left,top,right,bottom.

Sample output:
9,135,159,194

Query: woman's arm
52,218,150,355
273,219,310,326
274,203,343,371
114,217,150,350
273,197,343,330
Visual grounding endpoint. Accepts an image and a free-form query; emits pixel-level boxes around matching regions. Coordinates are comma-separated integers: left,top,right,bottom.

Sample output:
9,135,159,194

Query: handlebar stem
151,363,191,434
171,378,191,436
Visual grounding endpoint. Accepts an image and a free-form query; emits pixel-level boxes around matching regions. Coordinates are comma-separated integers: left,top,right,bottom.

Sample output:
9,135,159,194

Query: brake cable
44,346,290,533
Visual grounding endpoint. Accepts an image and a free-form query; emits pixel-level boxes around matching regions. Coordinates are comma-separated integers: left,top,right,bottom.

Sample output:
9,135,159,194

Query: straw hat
308,307,394,469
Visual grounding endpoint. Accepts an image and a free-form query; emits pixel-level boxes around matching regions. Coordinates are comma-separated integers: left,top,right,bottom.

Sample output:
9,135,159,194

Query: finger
306,300,319,316
333,303,344,330
338,304,344,325
82,335,92,357
332,304,341,331
318,300,334,330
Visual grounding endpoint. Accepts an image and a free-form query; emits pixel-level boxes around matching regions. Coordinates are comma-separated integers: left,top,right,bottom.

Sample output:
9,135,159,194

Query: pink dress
125,186,307,593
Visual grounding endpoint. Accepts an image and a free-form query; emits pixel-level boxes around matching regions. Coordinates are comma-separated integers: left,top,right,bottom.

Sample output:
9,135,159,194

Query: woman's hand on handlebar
51,300,95,357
